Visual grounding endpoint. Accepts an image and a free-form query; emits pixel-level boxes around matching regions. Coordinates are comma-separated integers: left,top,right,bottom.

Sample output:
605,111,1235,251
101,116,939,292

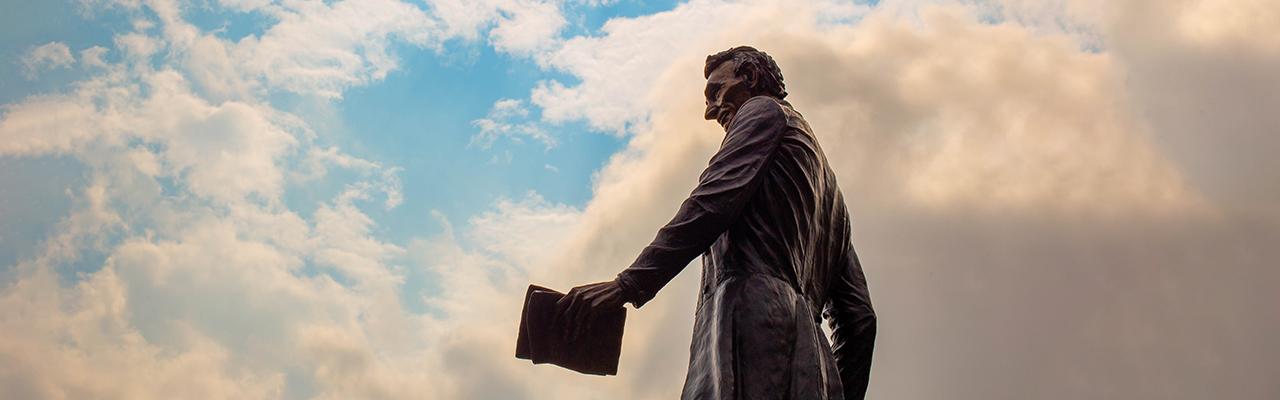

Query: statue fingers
574,297,601,342
559,293,581,338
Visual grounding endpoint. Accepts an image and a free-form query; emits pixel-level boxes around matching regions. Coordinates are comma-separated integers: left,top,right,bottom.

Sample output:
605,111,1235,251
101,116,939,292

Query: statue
557,46,877,399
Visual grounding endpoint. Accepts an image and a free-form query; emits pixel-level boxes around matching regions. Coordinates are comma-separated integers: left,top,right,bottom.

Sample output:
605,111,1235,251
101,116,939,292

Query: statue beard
712,104,737,130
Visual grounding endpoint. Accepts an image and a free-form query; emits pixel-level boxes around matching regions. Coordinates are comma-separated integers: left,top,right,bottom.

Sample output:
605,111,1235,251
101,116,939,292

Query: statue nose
704,104,717,120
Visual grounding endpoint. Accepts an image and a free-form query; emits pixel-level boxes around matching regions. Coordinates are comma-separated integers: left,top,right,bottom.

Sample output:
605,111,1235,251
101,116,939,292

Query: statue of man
558,46,876,399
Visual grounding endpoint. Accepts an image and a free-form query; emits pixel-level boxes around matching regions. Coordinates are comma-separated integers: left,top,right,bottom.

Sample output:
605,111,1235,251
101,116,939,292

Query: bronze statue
557,46,876,399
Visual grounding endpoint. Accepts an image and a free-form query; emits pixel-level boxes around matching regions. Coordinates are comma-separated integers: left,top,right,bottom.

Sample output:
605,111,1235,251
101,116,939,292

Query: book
515,284,626,376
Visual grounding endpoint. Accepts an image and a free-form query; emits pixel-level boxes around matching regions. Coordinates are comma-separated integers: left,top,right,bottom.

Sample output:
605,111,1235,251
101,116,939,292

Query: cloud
528,0,875,134
781,6,1200,214
153,0,569,101
113,32,162,61
19,42,76,79
427,0,566,55
408,193,593,398
530,0,755,133
492,0,1276,398
230,0,438,98
470,98,556,149
79,46,111,68
0,67,299,205
1,1,427,398
0,266,285,399
1,0,1276,399
1099,0,1280,220
487,0,566,55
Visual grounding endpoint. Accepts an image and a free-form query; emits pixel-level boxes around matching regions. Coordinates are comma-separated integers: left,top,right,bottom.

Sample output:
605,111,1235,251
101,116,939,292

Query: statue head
703,46,787,129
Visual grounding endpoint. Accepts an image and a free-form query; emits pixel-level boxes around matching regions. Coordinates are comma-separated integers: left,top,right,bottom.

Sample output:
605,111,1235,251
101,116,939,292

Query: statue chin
715,109,736,129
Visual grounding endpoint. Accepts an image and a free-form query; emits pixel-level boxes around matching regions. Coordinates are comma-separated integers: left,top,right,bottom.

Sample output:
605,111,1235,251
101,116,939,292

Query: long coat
615,95,877,399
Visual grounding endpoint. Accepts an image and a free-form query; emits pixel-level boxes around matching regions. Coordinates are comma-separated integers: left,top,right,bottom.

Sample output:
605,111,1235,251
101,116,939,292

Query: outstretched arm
613,96,787,309
557,97,788,331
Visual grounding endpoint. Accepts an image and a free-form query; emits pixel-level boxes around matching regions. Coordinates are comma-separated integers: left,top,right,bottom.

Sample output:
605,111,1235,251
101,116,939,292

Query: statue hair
704,46,787,99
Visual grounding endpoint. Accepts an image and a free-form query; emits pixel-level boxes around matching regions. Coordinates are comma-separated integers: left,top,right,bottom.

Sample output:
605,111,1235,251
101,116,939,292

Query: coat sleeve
824,232,877,399
614,96,787,308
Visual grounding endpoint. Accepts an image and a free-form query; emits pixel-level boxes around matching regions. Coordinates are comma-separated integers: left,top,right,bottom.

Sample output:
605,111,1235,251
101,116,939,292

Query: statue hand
556,279,626,342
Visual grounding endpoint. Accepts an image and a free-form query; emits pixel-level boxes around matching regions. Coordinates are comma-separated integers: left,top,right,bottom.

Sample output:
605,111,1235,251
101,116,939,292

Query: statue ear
742,67,759,90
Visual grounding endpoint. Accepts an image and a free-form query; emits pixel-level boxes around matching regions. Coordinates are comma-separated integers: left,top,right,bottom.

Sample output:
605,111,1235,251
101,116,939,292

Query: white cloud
177,0,568,100
114,32,162,61
230,0,438,98
427,0,566,55
79,46,111,68
0,67,298,205
529,0,868,134
0,266,286,399
0,1,425,398
487,0,567,55
530,0,741,133
216,0,275,13
407,193,614,399
491,97,530,118
19,42,76,79
1,0,1276,399
0,89,106,156
471,98,556,149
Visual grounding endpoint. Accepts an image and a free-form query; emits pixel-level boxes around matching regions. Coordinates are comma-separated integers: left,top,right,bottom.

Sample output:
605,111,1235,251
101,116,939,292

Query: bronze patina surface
557,46,876,400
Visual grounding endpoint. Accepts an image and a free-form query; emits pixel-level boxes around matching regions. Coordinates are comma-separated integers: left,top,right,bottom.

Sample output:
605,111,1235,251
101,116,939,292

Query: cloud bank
1,0,1276,399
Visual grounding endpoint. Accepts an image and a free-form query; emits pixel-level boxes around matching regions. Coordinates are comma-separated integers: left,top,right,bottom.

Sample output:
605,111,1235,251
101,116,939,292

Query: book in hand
515,284,626,376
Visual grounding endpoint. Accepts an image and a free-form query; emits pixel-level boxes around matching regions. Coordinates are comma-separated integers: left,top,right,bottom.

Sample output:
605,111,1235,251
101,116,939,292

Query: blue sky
1,2,124,268
0,0,689,267
289,0,686,242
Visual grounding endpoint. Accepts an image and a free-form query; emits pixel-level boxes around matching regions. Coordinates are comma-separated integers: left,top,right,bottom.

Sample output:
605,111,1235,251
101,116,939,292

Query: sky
0,0,1276,399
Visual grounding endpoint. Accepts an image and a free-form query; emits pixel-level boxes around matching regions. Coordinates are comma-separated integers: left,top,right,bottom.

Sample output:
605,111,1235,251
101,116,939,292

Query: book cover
516,284,626,376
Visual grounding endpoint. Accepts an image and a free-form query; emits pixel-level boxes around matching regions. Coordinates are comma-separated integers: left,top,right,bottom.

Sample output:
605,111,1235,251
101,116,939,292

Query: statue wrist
613,273,645,308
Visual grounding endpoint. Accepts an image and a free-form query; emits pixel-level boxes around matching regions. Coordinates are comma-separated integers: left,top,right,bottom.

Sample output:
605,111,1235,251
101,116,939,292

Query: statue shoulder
741,96,811,135
741,95,784,115
735,95,787,126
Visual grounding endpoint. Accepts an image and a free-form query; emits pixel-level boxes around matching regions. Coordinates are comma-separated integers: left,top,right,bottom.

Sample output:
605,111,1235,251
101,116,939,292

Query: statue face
703,60,757,130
